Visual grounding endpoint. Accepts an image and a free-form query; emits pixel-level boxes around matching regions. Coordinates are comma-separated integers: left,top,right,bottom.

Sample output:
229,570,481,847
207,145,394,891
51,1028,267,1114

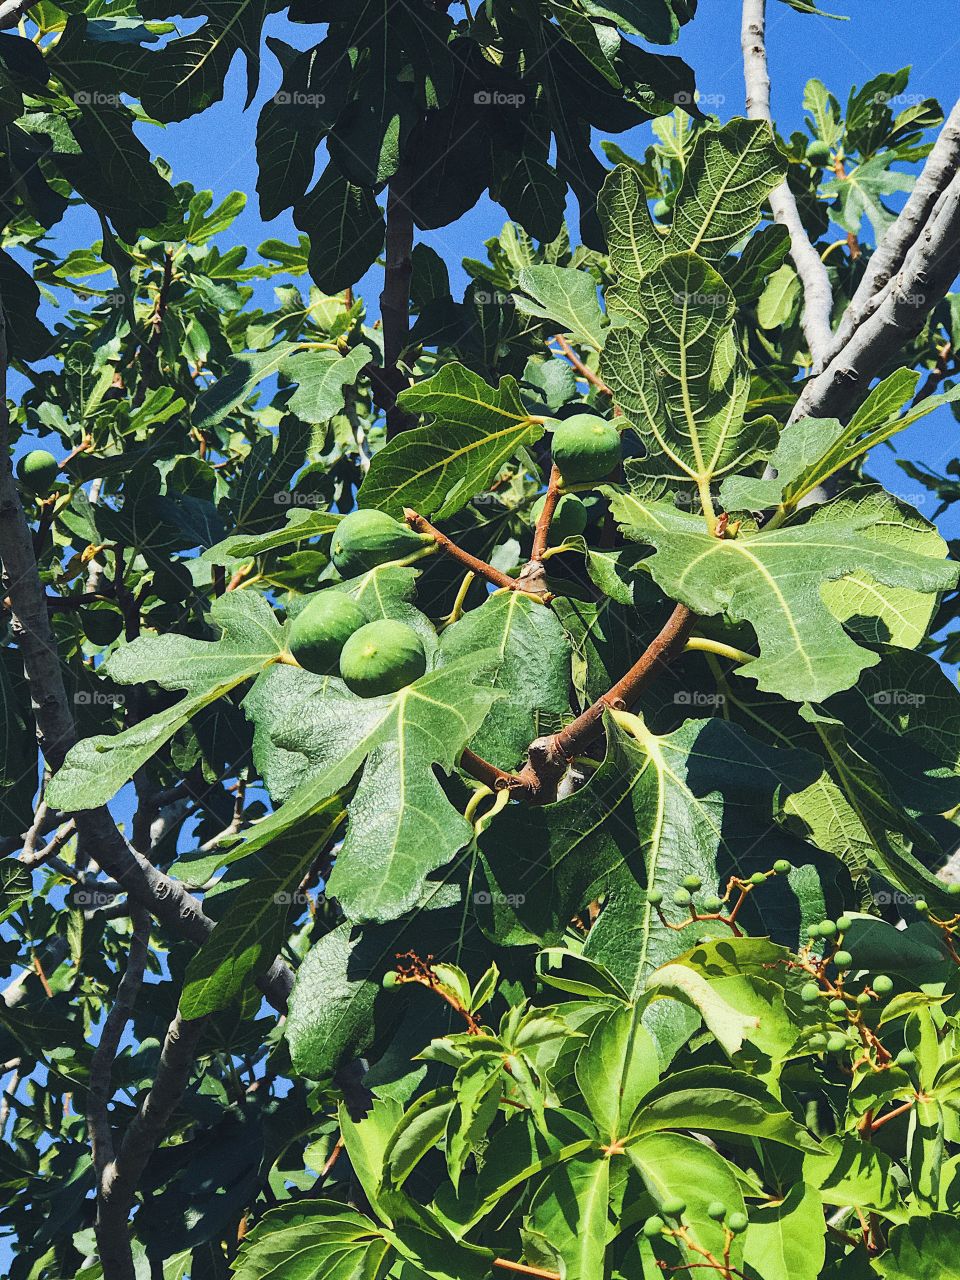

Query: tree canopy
2,2,960,1278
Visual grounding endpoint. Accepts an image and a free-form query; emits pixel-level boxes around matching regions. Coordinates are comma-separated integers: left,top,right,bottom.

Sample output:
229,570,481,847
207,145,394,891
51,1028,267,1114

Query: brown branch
551,335,612,396
494,1260,561,1280
404,508,532,595
530,465,561,563
510,604,696,800
460,747,519,792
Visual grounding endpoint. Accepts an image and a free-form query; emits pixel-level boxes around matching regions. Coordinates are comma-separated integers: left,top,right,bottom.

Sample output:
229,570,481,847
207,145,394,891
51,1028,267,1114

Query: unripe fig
836,915,852,933
728,1211,748,1234
682,874,703,891
550,415,622,485
828,998,847,1015
339,619,427,697
702,895,723,913
81,606,124,648
808,1033,826,1050
806,139,831,166
833,950,853,969
896,1049,917,1069
826,1032,849,1052
801,982,821,1003
661,1195,686,1217
652,198,671,220
17,448,59,495
331,509,432,577
647,888,664,906
749,872,766,885
872,974,893,995
707,1201,727,1221
642,1215,665,1237
773,859,791,874
672,888,692,907
288,592,367,675
530,492,588,542
381,970,399,989
819,920,837,938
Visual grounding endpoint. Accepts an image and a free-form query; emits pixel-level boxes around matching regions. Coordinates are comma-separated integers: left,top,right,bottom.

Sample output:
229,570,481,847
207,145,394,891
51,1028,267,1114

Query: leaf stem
683,637,755,664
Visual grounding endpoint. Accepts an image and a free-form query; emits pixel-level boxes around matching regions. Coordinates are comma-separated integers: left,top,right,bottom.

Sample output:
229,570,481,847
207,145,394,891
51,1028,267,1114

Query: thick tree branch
95,1011,207,1280
829,97,960,359
377,164,415,438
0,1,37,29
741,0,834,367
788,169,960,424
87,907,151,1187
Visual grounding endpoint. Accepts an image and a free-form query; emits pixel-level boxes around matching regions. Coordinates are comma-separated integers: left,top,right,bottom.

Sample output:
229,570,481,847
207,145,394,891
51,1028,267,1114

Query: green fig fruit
339,619,427,697
805,139,831,166
17,448,59,496
550,415,622,485
81,606,125,648
288,592,367,675
801,982,821,1003
872,974,894,995
706,1201,727,1221
672,888,692,907
773,859,791,873
331,509,432,577
661,1196,686,1217
833,950,853,969
381,970,399,990
642,1215,665,1238
652,198,671,220
530,492,588,543
896,1049,917,1069
682,873,703,891
728,1212,748,1234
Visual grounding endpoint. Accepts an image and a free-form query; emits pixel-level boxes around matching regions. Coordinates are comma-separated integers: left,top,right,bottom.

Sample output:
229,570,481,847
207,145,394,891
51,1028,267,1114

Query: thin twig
404,508,540,596
551,335,612,396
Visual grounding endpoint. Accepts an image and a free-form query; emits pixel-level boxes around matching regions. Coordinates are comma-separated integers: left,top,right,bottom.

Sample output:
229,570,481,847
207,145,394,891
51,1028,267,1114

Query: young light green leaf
513,265,607,352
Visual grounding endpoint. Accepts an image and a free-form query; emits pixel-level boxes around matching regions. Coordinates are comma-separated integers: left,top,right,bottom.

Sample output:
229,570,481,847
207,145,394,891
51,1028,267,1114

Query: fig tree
331,509,432,577
288,592,367,675
550,415,622,485
530,492,588,542
339,619,427,697
17,449,59,496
